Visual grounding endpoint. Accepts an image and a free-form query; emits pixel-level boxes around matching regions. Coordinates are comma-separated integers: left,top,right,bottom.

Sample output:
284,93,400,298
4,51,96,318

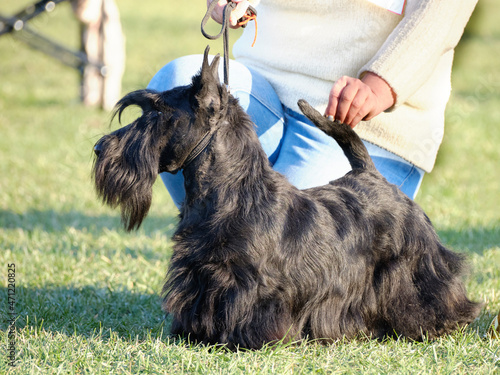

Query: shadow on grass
0,209,179,237
0,285,172,341
0,285,495,344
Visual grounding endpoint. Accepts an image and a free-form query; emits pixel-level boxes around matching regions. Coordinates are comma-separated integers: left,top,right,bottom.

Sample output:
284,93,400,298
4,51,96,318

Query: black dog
93,47,481,349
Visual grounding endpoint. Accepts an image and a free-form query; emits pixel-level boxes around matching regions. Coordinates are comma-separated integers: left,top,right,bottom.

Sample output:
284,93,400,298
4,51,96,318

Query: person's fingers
347,97,376,127
362,102,381,122
208,0,249,27
229,0,250,27
326,76,386,127
336,82,360,124
325,76,348,121
343,88,370,126
208,0,224,24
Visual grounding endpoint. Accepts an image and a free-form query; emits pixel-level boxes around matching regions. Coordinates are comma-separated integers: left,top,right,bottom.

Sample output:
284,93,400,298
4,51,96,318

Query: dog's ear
193,46,224,115
113,90,160,123
201,45,221,83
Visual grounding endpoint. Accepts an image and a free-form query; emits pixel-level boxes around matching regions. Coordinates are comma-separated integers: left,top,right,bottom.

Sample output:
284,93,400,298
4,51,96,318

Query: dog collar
181,126,220,170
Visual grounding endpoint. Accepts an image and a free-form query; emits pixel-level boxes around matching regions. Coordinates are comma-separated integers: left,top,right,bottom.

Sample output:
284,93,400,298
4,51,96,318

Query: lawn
0,0,499,373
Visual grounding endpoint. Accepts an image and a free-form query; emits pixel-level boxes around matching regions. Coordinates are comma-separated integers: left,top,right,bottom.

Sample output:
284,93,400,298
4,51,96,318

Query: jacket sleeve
358,0,478,109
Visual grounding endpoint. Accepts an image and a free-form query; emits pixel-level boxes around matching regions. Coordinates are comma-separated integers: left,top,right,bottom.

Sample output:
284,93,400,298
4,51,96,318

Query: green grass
0,0,499,373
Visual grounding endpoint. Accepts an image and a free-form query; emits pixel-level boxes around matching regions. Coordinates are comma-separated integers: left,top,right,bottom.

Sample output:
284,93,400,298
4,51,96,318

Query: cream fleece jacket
233,0,478,172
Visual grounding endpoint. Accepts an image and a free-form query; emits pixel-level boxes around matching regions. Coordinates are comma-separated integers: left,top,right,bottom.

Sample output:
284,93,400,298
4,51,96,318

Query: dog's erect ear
201,45,221,83
193,46,225,114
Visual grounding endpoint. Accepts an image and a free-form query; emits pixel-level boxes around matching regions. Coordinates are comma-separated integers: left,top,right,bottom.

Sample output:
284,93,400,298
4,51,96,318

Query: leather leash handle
201,1,236,86
201,0,236,41
201,1,257,87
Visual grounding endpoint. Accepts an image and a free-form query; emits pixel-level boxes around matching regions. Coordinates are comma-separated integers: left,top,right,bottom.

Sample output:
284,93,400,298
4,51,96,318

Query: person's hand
207,0,250,28
324,72,396,128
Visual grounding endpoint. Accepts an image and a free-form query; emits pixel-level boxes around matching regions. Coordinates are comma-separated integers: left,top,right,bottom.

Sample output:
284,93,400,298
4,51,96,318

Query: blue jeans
148,55,424,207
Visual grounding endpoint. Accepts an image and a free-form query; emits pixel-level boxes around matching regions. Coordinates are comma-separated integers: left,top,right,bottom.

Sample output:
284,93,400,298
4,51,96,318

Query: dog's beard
93,132,158,231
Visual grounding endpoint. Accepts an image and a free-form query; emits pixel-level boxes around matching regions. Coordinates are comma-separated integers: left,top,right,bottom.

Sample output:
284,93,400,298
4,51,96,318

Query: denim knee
148,55,206,91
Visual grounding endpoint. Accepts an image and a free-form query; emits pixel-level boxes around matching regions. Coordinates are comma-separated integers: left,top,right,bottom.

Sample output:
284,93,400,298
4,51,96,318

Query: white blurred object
72,0,125,111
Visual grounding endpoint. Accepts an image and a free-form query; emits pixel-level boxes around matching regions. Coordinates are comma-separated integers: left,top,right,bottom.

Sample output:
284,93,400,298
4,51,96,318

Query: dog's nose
94,142,102,157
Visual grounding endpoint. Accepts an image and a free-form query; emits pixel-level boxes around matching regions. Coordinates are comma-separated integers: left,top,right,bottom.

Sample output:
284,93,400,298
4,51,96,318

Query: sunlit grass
0,0,498,373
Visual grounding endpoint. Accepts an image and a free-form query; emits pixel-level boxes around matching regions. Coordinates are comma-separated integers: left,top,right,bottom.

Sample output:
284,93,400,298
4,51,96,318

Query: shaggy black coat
93,46,481,350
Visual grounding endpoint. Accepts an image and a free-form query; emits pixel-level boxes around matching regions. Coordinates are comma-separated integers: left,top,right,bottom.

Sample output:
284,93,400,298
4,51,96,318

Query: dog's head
92,46,228,230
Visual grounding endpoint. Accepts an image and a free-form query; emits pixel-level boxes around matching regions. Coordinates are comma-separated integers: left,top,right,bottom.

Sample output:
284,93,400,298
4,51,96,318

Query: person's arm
325,0,478,128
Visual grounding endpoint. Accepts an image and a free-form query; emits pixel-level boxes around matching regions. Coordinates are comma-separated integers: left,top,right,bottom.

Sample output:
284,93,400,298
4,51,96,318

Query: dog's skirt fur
93,47,481,350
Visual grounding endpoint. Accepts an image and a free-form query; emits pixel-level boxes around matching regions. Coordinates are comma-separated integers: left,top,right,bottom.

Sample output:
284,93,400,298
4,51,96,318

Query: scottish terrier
93,46,481,350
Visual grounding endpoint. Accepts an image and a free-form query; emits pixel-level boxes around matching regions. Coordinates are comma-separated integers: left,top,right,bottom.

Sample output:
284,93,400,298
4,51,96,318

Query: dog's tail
297,99,376,171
